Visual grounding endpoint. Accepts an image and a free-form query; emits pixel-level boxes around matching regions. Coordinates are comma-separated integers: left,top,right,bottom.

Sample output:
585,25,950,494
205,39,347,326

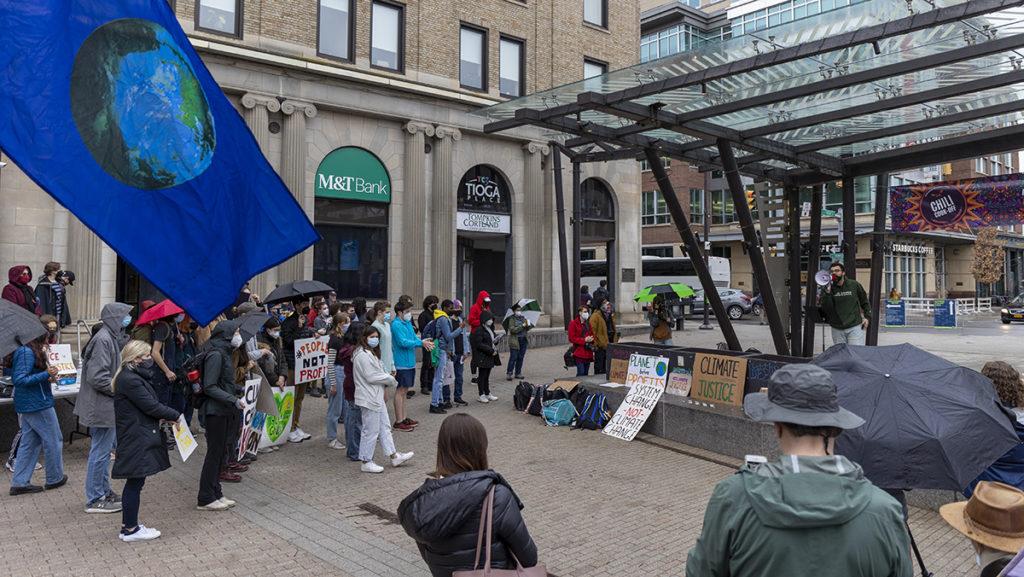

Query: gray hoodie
74,302,132,428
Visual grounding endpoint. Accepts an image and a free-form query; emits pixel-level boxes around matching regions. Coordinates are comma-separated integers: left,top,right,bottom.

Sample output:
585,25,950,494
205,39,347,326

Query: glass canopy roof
479,0,1024,178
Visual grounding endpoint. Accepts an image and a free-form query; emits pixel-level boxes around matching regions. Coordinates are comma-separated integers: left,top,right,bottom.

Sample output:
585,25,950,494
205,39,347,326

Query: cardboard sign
46,344,77,386
293,336,330,384
550,380,580,392
608,358,629,383
238,377,262,460
259,386,295,449
666,367,692,397
603,354,668,442
691,353,748,406
172,414,197,462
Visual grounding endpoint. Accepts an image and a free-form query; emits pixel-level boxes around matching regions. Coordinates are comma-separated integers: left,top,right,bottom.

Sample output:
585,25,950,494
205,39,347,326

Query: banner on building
890,174,1024,233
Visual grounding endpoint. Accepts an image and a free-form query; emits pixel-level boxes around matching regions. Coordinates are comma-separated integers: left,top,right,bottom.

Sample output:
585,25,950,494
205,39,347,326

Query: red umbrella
135,299,183,326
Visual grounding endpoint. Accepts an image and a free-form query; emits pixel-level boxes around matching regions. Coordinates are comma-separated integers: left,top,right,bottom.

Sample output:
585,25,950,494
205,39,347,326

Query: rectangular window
197,0,240,36
371,1,403,71
580,249,597,261
690,188,705,225
584,58,607,79
643,246,674,258
499,36,524,97
318,0,353,61
459,25,487,91
642,191,671,226
584,0,607,27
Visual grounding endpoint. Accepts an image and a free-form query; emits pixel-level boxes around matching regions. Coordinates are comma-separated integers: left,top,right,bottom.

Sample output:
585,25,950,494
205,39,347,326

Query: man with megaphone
817,262,871,346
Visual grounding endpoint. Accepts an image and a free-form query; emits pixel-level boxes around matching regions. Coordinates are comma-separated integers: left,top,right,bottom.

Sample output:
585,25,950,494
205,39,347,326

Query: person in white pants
353,326,414,474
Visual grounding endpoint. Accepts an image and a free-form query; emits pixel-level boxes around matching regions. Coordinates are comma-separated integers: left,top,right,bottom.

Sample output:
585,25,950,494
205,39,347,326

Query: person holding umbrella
964,361,1024,496
648,295,672,346
686,364,911,577
940,481,1024,576
504,302,532,381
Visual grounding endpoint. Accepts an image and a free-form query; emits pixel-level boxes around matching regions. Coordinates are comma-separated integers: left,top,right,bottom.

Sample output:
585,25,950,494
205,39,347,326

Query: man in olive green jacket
686,364,911,577
818,261,871,346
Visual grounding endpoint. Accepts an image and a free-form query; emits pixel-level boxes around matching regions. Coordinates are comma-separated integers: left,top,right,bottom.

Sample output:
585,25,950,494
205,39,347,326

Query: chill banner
603,354,668,442
890,174,1024,232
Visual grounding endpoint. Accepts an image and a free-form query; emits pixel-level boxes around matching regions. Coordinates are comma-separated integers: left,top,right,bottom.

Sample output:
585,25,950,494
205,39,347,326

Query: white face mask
403,312,413,322
580,312,590,321
367,337,380,348
230,333,243,348
320,308,330,317
341,323,350,334
175,313,185,323
486,319,494,327
268,330,280,339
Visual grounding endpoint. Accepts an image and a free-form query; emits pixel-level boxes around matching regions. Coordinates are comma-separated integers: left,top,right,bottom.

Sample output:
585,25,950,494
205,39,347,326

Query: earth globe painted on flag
70,19,215,190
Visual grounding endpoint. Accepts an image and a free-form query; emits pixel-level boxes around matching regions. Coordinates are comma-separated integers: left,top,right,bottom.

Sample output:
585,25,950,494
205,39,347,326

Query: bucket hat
743,364,864,429
941,481,1024,554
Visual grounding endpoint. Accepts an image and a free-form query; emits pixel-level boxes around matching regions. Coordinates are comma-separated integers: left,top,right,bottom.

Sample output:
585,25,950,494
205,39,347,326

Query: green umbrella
502,298,542,330
633,283,695,303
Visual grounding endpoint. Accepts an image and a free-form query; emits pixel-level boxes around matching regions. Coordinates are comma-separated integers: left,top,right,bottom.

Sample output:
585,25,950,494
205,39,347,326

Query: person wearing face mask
371,301,395,373
443,300,470,408
429,300,457,414
39,315,60,344
418,296,440,396
817,262,871,346
35,262,70,329
568,306,595,377
505,303,532,381
110,340,182,542
3,265,39,313
589,300,617,376
392,302,435,431
314,301,333,335
256,316,287,392
325,313,351,449
649,295,673,346
470,311,500,403
354,326,414,473
280,297,314,443
197,319,245,511
75,302,133,514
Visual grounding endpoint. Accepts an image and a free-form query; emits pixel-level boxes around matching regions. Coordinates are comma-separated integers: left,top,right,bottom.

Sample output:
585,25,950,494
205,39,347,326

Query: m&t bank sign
315,147,391,203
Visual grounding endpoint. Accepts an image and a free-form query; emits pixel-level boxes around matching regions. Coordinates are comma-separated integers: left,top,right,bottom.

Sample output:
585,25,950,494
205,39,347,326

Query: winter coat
686,455,912,577
398,470,538,577
589,311,616,350
35,277,70,328
111,365,180,479
417,308,434,336
339,343,356,402
391,317,424,371
280,313,304,369
199,321,240,418
2,265,37,313
649,306,672,342
372,318,395,373
353,346,396,412
470,324,497,370
75,302,131,428
966,418,1024,496
11,345,53,414
256,331,286,386
818,277,871,330
568,317,594,362
507,315,530,351
468,291,490,332
313,313,332,335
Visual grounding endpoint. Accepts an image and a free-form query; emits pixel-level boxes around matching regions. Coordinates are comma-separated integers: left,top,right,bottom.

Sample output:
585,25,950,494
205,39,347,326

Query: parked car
690,288,754,320
1001,294,1024,324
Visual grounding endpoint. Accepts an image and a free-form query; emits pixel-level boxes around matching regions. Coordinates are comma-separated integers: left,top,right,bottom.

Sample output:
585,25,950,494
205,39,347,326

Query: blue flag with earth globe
0,0,319,324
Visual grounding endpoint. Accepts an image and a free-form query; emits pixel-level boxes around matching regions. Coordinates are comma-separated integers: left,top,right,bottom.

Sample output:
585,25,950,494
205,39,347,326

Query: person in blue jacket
9,328,66,495
392,301,434,431
965,361,1024,497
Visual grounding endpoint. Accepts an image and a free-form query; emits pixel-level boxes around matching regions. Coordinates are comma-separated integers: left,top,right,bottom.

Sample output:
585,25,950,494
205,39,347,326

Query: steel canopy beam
743,68,1024,138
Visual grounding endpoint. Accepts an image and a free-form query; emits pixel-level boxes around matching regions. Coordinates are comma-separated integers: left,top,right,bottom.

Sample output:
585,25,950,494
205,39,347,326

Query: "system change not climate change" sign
603,354,668,441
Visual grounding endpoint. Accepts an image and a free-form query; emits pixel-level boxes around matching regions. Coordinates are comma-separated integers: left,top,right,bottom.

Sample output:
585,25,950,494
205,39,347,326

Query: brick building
0,0,643,325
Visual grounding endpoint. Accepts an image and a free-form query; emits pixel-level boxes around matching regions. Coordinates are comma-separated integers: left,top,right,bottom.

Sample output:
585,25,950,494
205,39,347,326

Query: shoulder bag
453,487,546,577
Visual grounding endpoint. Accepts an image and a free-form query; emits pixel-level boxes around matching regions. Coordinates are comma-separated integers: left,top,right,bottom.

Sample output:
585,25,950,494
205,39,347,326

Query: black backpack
563,347,575,370
525,384,549,417
514,382,535,412
569,385,590,413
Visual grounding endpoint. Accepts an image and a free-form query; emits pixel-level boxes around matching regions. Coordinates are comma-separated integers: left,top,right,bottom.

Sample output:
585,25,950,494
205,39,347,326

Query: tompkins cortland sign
315,147,391,203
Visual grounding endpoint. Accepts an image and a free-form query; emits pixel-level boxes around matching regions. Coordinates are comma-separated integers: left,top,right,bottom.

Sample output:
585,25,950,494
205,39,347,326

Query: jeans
431,354,449,407
343,402,362,461
507,340,528,376
358,407,396,463
831,324,866,346
477,367,492,396
198,414,227,506
325,368,345,442
575,360,591,377
11,408,64,488
444,358,464,402
85,426,116,504
121,477,145,530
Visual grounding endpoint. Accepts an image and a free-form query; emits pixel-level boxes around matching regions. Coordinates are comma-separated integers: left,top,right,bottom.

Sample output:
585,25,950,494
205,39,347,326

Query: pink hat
453,299,463,309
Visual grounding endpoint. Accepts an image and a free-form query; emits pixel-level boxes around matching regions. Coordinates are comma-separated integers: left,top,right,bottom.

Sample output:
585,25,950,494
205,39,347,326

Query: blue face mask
121,316,132,328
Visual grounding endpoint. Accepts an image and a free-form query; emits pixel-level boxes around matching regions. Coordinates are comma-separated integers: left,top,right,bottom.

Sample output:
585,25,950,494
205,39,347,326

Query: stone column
241,93,282,297
65,218,104,322
403,121,434,300
431,126,461,298
278,100,318,284
521,142,549,302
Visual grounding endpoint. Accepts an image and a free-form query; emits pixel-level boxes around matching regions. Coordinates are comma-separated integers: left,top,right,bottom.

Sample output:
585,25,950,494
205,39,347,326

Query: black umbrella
813,343,1019,491
262,280,334,305
237,310,271,342
0,299,47,359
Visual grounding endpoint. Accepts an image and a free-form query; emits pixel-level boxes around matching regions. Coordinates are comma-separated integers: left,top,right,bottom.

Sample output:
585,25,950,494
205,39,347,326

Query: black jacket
398,470,538,577
112,365,180,479
280,313,301,369
470,322,497,370
200,321,240,418
35,278,70,327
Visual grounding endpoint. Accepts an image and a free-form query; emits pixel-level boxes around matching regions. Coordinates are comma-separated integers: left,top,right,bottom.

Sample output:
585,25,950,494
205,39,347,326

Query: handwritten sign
238,377,262,460
259,386,295,449
603,354,668,442
691,353,748,406
173,414,197,462
293,336,330,384
666,367,692,396
47,344,77,386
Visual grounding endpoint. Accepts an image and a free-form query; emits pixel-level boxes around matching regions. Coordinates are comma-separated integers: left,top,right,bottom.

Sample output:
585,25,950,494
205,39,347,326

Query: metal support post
645,148,741,351
867,173,889,346
700,183,713,330
572,161,582,313
802,184,825,356
786,185,803,357
716,139,790,355
842,176,857,280
551,145,573,330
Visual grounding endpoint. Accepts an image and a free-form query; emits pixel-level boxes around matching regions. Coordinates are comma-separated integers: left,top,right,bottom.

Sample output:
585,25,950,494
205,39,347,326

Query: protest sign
294,336,330,384
173,414,197,462
691,353,747,406
46,344,77,386
885,299,906,327
258,386,295,449
666,367,692,396
238,377,262,460
603,354,668,442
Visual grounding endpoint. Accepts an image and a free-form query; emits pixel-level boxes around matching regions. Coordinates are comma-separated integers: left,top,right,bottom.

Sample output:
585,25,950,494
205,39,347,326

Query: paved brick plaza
0,327,997,577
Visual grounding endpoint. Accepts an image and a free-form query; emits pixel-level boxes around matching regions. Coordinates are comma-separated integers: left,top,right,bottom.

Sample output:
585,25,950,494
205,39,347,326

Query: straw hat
940,481,1024,554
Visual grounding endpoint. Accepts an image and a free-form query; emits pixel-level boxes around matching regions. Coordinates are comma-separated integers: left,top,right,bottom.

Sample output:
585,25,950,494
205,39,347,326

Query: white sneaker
487,394,499,401
327,439,345,450
361,461,385,474
391,452,414,467
271,445,281,452
196,499,231,511
296,428,312,440
287,430,305,444
257,446,274,454
217,497,236,508
119,525,161,542
478,395,490,404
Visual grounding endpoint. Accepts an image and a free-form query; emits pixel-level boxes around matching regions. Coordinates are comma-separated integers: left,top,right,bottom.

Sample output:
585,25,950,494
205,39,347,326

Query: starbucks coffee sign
315,147,391,203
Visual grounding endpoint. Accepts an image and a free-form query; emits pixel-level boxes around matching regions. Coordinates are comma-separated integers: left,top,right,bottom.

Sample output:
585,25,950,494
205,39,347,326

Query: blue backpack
542,399,577,427
573,393,611,430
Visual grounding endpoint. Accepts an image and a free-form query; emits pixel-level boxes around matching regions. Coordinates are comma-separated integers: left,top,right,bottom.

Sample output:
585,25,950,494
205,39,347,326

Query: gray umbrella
0,299,47,359
262,280,334,305
238,310,271,342
813,343,1019,491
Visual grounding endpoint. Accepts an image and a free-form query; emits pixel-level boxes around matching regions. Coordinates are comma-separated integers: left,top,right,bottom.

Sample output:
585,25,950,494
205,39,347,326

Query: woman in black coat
398,414,538,577
112,340,181,543
469,311,498,402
